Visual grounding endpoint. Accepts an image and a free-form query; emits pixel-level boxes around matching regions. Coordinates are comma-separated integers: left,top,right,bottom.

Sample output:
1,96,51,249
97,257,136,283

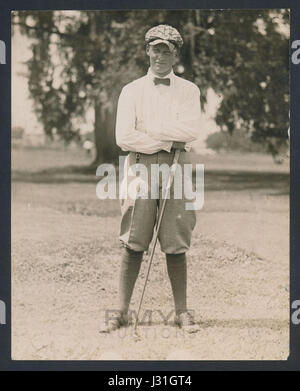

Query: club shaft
134,149,181,332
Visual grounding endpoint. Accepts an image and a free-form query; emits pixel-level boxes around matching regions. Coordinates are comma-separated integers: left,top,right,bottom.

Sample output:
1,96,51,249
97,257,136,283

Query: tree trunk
92,97,120,165
93,98,104,165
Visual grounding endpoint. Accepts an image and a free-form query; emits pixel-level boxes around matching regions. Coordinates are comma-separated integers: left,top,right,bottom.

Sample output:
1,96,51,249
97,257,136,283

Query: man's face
146,43,177,76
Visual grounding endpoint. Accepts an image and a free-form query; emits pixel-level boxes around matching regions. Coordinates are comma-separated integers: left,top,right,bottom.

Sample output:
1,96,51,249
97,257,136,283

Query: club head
133,330,141,342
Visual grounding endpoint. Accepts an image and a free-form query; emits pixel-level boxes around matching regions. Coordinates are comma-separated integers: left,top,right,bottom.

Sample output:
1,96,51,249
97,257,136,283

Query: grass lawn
12,146,289,360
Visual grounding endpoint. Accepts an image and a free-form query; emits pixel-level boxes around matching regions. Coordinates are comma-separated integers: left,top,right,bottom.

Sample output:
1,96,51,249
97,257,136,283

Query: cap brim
148,39,175,51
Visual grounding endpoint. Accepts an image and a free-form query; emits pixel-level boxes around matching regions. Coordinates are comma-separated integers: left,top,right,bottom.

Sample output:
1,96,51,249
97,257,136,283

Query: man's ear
146,45,150,56
172,51,179,65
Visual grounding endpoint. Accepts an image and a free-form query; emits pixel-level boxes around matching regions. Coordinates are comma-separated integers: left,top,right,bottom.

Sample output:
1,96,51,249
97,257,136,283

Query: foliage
12,126,25,139
206,129,267,153
12,9,290,162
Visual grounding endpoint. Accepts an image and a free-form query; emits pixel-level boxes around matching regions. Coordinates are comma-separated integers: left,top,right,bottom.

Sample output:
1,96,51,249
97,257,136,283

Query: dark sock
118,247,143,314
166,253,187,316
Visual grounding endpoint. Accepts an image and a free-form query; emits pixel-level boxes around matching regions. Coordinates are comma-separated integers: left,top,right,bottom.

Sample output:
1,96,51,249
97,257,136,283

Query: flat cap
145,24,184,48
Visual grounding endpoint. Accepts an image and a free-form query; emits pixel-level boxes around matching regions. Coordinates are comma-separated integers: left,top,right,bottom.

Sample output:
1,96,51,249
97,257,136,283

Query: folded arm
115,87,173,154
151,85,201,143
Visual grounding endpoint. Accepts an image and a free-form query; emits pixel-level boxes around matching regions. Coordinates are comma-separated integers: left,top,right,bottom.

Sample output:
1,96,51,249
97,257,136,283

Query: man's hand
172,141,186,150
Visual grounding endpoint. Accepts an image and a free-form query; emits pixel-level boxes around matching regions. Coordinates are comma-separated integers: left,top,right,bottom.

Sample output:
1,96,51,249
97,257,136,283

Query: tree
206,128,268,153
12,9,290,164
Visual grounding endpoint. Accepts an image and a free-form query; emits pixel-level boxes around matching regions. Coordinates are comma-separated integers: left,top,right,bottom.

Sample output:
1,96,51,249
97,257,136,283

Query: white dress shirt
115,68,201,154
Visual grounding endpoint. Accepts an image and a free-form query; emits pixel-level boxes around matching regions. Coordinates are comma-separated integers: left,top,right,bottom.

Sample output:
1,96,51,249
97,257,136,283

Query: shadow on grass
117,318,288,330
12,164,290,195
202,170,290,195
12,165,100,184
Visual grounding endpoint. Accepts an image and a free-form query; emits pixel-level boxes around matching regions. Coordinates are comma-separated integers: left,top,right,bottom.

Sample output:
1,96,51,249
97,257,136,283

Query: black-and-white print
11,9,290,360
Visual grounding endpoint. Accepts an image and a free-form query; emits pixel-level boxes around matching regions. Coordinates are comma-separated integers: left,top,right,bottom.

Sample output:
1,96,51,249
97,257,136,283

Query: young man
101,25,201,333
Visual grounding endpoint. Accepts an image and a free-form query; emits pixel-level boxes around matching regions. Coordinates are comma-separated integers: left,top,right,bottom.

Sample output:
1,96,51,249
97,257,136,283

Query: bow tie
154,77,170,86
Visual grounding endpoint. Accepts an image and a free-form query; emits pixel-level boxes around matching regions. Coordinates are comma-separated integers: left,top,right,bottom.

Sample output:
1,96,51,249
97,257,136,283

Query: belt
170,147,186,152
135,149,185,163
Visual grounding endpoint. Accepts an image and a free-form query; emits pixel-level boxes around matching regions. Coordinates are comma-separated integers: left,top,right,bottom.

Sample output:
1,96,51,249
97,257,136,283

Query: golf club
133,148,181,341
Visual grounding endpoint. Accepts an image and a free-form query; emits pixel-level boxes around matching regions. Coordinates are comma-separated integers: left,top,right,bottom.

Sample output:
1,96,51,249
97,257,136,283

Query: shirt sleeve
115,86,173,154
151,84,201,143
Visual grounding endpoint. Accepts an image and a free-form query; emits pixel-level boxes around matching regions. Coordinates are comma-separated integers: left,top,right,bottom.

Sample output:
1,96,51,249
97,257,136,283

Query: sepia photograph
11,9,290,361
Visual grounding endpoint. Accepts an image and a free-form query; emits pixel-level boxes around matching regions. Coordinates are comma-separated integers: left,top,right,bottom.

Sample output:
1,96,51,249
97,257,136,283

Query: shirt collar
147,67,175,82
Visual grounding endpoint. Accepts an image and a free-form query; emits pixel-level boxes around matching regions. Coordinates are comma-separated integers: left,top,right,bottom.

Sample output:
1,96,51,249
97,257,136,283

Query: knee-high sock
166,253,187,316
118,247,143,314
